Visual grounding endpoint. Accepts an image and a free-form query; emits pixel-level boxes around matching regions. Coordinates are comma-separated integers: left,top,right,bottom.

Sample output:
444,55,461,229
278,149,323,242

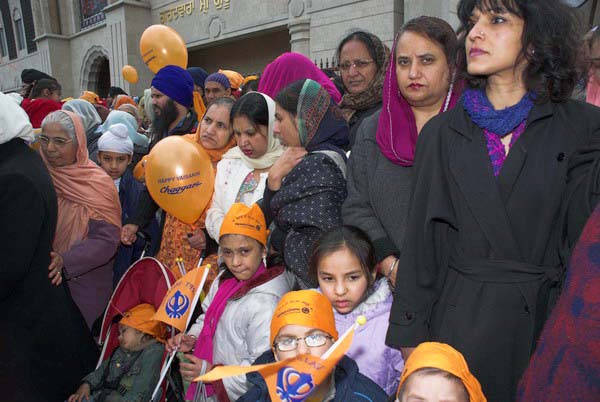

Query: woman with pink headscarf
258,52,342,103
39,110,121,329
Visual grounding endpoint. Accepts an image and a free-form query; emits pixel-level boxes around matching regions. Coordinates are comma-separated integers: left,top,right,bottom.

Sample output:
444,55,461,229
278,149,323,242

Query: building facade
0,0,597,98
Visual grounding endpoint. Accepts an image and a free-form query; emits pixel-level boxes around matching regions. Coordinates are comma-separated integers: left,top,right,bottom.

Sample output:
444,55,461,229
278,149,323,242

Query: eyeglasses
273,333,333,352
39,135,73,147
339,59,375,72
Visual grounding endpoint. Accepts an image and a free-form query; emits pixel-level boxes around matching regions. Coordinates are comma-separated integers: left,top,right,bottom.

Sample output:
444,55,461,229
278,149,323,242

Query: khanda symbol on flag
196,316,367,402
153,264,211,333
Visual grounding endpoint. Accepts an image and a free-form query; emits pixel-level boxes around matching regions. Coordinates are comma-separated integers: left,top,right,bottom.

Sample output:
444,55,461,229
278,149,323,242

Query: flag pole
321,316,366,360
149,264,211,402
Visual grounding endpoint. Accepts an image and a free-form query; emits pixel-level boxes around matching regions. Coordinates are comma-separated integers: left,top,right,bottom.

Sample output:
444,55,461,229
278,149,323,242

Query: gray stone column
288,17,311,57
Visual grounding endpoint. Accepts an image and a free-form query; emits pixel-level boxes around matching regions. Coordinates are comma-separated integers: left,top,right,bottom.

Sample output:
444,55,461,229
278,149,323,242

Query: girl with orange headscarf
40,110,121,329
113,94,137,110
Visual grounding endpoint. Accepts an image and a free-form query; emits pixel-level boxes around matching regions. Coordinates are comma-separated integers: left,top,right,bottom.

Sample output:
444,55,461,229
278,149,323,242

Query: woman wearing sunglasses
39,110,121,331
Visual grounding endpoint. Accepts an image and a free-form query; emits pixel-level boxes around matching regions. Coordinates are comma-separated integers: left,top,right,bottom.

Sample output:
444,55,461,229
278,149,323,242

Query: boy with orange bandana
395,342,487,402
237,290,388,401
67,304,166,402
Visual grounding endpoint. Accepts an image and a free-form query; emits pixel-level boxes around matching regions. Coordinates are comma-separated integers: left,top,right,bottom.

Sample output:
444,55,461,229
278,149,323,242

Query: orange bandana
269,290,338,346
219,203,268,246
398,342,487,402
120,303,167,342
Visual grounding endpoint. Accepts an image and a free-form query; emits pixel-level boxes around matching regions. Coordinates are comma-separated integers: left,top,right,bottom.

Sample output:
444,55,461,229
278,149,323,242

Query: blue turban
205,72,231,90
151,65,194,108
187,67,209,90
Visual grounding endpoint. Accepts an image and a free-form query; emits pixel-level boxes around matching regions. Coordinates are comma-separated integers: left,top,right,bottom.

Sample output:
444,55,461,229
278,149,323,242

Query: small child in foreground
67,303,166,402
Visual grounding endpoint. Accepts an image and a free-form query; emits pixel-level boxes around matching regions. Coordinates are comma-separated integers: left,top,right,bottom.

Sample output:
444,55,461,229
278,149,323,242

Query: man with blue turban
121,65,198,248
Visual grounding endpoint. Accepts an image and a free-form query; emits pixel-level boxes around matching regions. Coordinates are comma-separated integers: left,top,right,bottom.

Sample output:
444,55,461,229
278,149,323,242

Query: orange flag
196,320,362,401
152,264,210,332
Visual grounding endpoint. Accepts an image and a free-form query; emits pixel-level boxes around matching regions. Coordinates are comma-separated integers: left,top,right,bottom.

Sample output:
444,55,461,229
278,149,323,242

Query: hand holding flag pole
149,264,212,402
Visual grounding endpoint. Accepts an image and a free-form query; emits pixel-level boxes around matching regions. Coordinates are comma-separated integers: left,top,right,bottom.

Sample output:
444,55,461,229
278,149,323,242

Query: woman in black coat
386,1,600,401
0,92,97,401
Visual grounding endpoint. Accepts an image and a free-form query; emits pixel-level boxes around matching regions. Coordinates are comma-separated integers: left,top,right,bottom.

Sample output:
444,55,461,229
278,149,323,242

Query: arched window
13,8,25,51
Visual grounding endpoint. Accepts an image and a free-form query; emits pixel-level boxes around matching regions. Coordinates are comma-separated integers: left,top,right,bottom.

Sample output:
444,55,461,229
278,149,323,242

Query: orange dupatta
40,110,121,253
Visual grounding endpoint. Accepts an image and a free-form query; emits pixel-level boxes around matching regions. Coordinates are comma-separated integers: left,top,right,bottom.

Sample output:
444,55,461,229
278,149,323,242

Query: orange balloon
122,65,139,84
145,136,214,224
133,155,148,181
140,25,188,73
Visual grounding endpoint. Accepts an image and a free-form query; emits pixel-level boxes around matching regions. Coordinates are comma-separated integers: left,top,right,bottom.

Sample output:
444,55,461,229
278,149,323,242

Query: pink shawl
376,34,462,166
258,52,342,103
40,110,121,253
586,74,600,107
186,263,267,399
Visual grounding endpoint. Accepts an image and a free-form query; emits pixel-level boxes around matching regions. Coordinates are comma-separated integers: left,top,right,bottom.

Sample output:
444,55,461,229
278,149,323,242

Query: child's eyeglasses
39,135,73,147
273,333,333,352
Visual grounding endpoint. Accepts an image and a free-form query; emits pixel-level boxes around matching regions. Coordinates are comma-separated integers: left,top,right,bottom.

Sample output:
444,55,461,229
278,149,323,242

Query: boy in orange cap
67,304,166,402
238,290,388,401
395,342,487,402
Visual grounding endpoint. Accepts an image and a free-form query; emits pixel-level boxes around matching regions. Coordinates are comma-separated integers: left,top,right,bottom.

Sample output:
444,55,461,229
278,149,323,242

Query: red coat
21,98,62,128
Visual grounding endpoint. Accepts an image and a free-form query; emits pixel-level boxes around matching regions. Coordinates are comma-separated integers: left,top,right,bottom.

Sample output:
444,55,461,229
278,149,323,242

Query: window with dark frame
13,9,25,51
0,27,7,59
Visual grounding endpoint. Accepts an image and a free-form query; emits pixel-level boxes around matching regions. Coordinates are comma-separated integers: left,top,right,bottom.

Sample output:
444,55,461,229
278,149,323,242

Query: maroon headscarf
258,52,342,103
376,34,462,167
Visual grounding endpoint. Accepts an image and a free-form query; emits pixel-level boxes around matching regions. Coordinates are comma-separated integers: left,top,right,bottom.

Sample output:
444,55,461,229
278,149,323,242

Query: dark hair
274,79,305,117
457,0,583,103
336,30,383,70
399,16,458,72
308,226,376,288
241,78,260,95
108,86,127,98
30,78,61,99
397,368,470,402
230,92,269,129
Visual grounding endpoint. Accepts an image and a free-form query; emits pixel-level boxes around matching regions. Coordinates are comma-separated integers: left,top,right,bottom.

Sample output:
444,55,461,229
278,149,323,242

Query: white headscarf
98,123,134,155
222,92,284,169
0,91,36,145
62,99,102,138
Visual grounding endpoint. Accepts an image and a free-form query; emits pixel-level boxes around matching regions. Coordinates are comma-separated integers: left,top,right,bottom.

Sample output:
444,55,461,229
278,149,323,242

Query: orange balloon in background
144,136,214,224
122,65,139,84
140,25,188,73
133,155,148,182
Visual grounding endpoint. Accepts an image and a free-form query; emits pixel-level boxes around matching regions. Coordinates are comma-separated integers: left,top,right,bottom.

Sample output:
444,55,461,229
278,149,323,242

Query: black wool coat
386,99,600,402
0,139,98,402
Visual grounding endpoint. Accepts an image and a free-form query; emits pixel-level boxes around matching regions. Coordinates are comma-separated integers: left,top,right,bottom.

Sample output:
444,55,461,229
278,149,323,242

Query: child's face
118,324,145,351
273,324,334,361
399,372,469,402
98,151,132,180
317,247,370,314
219,234,264,281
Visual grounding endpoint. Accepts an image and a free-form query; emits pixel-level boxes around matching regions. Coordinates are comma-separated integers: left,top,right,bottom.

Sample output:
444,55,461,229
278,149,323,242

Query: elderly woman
387,0,600,400
206,92,284,241
343,17,461,287
62,99,103,162
39,110,121,329
336,30,389,147
263,79,349,288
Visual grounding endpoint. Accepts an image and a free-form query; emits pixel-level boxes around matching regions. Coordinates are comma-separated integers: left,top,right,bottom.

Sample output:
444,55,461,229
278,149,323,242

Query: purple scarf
462,89,534,177
258,52,342,103
376,33,462,167
186,263,267,400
